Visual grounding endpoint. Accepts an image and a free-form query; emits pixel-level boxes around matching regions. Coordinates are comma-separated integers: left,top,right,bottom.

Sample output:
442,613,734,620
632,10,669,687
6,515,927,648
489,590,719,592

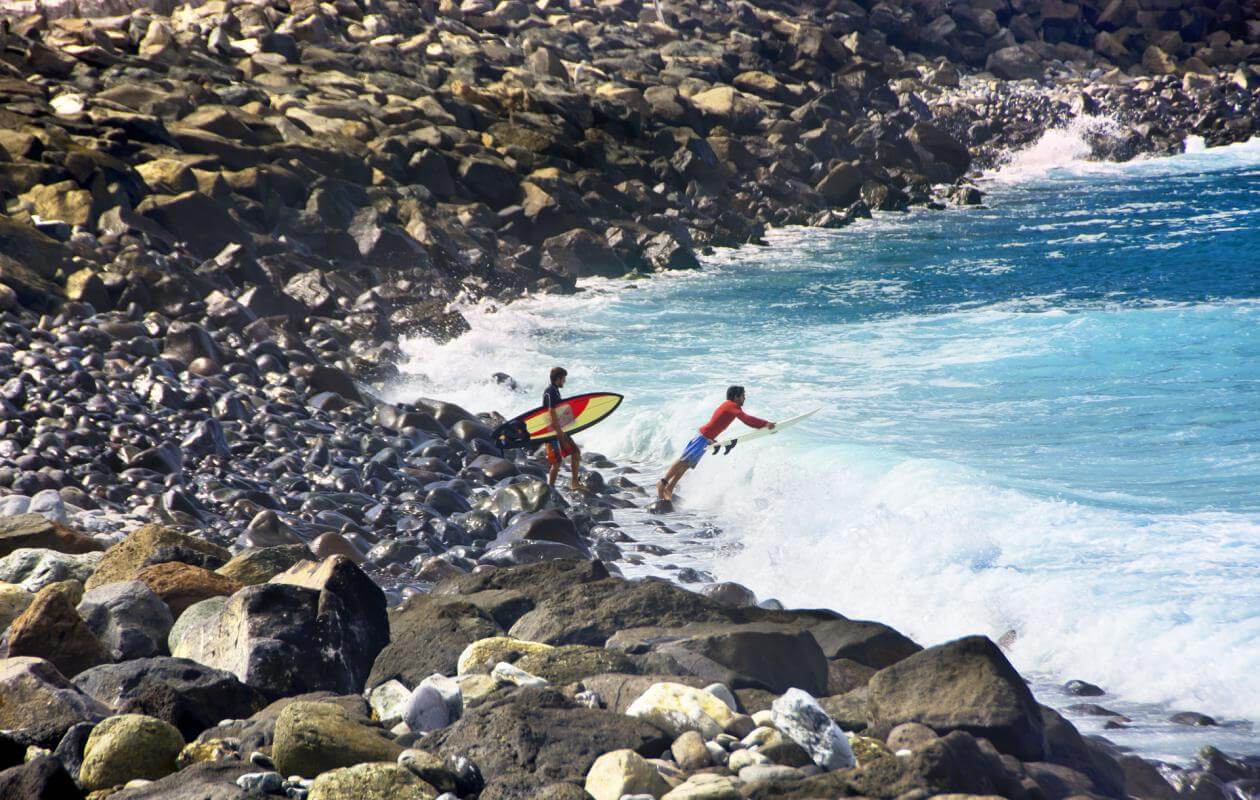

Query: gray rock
0,548,102,593
0,657,110,748
77,580,174,661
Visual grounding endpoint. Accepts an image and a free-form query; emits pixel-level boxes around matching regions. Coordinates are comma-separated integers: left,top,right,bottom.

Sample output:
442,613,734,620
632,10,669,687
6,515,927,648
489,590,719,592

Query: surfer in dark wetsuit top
544,367,582,491
657,385,773,500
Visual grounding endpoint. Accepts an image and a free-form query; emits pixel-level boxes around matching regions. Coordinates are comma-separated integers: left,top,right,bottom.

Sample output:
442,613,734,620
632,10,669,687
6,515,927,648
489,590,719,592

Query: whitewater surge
392,137,1260,761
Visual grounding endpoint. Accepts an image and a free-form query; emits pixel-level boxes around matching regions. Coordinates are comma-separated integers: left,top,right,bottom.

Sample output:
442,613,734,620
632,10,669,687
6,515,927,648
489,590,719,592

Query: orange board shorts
546,439,576,465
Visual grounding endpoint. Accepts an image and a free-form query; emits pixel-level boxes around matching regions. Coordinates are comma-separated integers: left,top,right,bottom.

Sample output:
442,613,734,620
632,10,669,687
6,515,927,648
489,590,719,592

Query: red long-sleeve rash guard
698,400,769,441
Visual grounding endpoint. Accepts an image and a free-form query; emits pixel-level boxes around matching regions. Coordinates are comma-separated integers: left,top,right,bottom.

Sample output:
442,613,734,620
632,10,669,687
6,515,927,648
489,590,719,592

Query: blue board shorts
680,434,713,467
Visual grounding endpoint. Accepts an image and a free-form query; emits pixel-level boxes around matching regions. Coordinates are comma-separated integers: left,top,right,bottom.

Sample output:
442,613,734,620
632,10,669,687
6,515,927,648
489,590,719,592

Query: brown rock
310,533,366,563
5,585,107,677
86,524,230,592
0,514,102,559
132,562,243,618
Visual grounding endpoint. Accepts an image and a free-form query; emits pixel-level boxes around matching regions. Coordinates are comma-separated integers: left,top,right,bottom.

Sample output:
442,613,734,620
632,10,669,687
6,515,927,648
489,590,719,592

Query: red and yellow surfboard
512,392,623,443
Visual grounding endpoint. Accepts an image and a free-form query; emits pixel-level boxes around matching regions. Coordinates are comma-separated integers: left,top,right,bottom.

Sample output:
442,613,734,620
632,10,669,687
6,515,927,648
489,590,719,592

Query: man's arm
736,409,773,429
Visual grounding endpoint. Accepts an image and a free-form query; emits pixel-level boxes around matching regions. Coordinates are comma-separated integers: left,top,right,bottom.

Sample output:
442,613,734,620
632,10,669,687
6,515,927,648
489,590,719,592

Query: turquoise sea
395,132,1260,762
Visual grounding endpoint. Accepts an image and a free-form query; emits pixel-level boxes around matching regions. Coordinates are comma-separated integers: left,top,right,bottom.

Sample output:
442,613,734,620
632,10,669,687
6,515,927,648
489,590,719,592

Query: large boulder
172,582,371,700
73,657,263,741
86,525,230,591
0,515,102,559
540,230,625,279
986,45,1044,80
77,580,174,661
5,584,108,677
508,577,737,646
607,621,829,695
271,701,403,778
0,548,101,593
79,714,184,792
268,556,388,689
689,86,764,131
136,191,251,259
0,657,110,747
815,162,863,206
866,636,1046,761
368,596,502,688
424,688,669,800
514,645,639,684
803,616,921,669
491,510,589,555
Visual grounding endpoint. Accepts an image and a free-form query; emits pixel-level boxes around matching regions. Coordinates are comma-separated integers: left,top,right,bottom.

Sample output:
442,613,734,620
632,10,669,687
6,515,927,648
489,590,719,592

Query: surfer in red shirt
544,366,582,491
657,385,773,500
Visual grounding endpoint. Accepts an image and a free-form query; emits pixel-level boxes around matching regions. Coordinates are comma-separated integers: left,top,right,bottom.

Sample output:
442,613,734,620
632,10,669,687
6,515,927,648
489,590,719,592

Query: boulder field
0,0,1258,798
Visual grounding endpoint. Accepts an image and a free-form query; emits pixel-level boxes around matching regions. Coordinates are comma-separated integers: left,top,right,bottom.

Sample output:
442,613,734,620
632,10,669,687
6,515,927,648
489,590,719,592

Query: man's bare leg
548,459,560,487
657,460,689,500
569,450,581,492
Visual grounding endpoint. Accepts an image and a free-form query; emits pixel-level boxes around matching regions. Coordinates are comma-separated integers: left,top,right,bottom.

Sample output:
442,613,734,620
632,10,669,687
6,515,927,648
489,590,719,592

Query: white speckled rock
770,688,854,771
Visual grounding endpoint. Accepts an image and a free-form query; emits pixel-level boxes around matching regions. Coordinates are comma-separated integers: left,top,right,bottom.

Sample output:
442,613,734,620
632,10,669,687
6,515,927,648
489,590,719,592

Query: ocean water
391,132,1260,762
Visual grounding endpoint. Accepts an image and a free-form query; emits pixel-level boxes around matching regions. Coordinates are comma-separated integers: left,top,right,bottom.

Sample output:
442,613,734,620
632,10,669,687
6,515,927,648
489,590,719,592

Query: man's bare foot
656,479,673,500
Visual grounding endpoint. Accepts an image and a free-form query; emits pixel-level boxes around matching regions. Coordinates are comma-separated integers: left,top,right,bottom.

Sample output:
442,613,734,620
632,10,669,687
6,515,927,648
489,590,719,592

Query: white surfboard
711,407,821,454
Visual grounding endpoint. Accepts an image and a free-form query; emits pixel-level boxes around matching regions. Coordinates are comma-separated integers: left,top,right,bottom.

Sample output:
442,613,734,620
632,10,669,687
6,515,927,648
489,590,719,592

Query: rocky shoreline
1,0,1259,797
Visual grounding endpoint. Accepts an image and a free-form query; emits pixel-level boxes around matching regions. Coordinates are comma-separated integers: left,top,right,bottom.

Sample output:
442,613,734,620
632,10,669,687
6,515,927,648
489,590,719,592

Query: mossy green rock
215,545,312,585
79,713,184,791
272,701,404,778
308,762,437,800
514,645,639,684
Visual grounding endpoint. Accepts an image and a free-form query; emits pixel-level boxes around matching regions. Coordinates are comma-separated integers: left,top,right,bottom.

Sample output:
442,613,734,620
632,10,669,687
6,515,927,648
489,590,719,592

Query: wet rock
0,514,102,558
73,657,263,741
701,582,757,607
76,580,173,661
79,713,184,792
1170,711,1218,727
867,635,1046,761
1062,679,1104,696
5,584,108,677
397,748,460,794
271,701,403,777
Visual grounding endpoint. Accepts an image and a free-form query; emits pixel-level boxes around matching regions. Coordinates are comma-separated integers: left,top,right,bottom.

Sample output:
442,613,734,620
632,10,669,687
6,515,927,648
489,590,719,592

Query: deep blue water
397,135,1260,760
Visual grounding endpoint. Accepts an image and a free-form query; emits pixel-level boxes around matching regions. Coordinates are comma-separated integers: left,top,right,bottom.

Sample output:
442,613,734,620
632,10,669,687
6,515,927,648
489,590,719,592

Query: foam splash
986,114,1124,183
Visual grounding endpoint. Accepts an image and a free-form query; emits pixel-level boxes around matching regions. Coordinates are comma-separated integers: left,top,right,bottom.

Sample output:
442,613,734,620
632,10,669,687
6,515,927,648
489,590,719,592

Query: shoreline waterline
391,135,1260,764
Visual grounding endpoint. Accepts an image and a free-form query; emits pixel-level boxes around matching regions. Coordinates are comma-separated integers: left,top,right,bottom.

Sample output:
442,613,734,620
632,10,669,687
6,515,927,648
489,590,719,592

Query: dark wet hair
727,385,745,401
550,367,568,384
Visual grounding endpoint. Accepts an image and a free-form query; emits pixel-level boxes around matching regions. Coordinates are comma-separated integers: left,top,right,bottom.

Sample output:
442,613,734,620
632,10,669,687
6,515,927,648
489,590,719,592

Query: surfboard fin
722,441,737,455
